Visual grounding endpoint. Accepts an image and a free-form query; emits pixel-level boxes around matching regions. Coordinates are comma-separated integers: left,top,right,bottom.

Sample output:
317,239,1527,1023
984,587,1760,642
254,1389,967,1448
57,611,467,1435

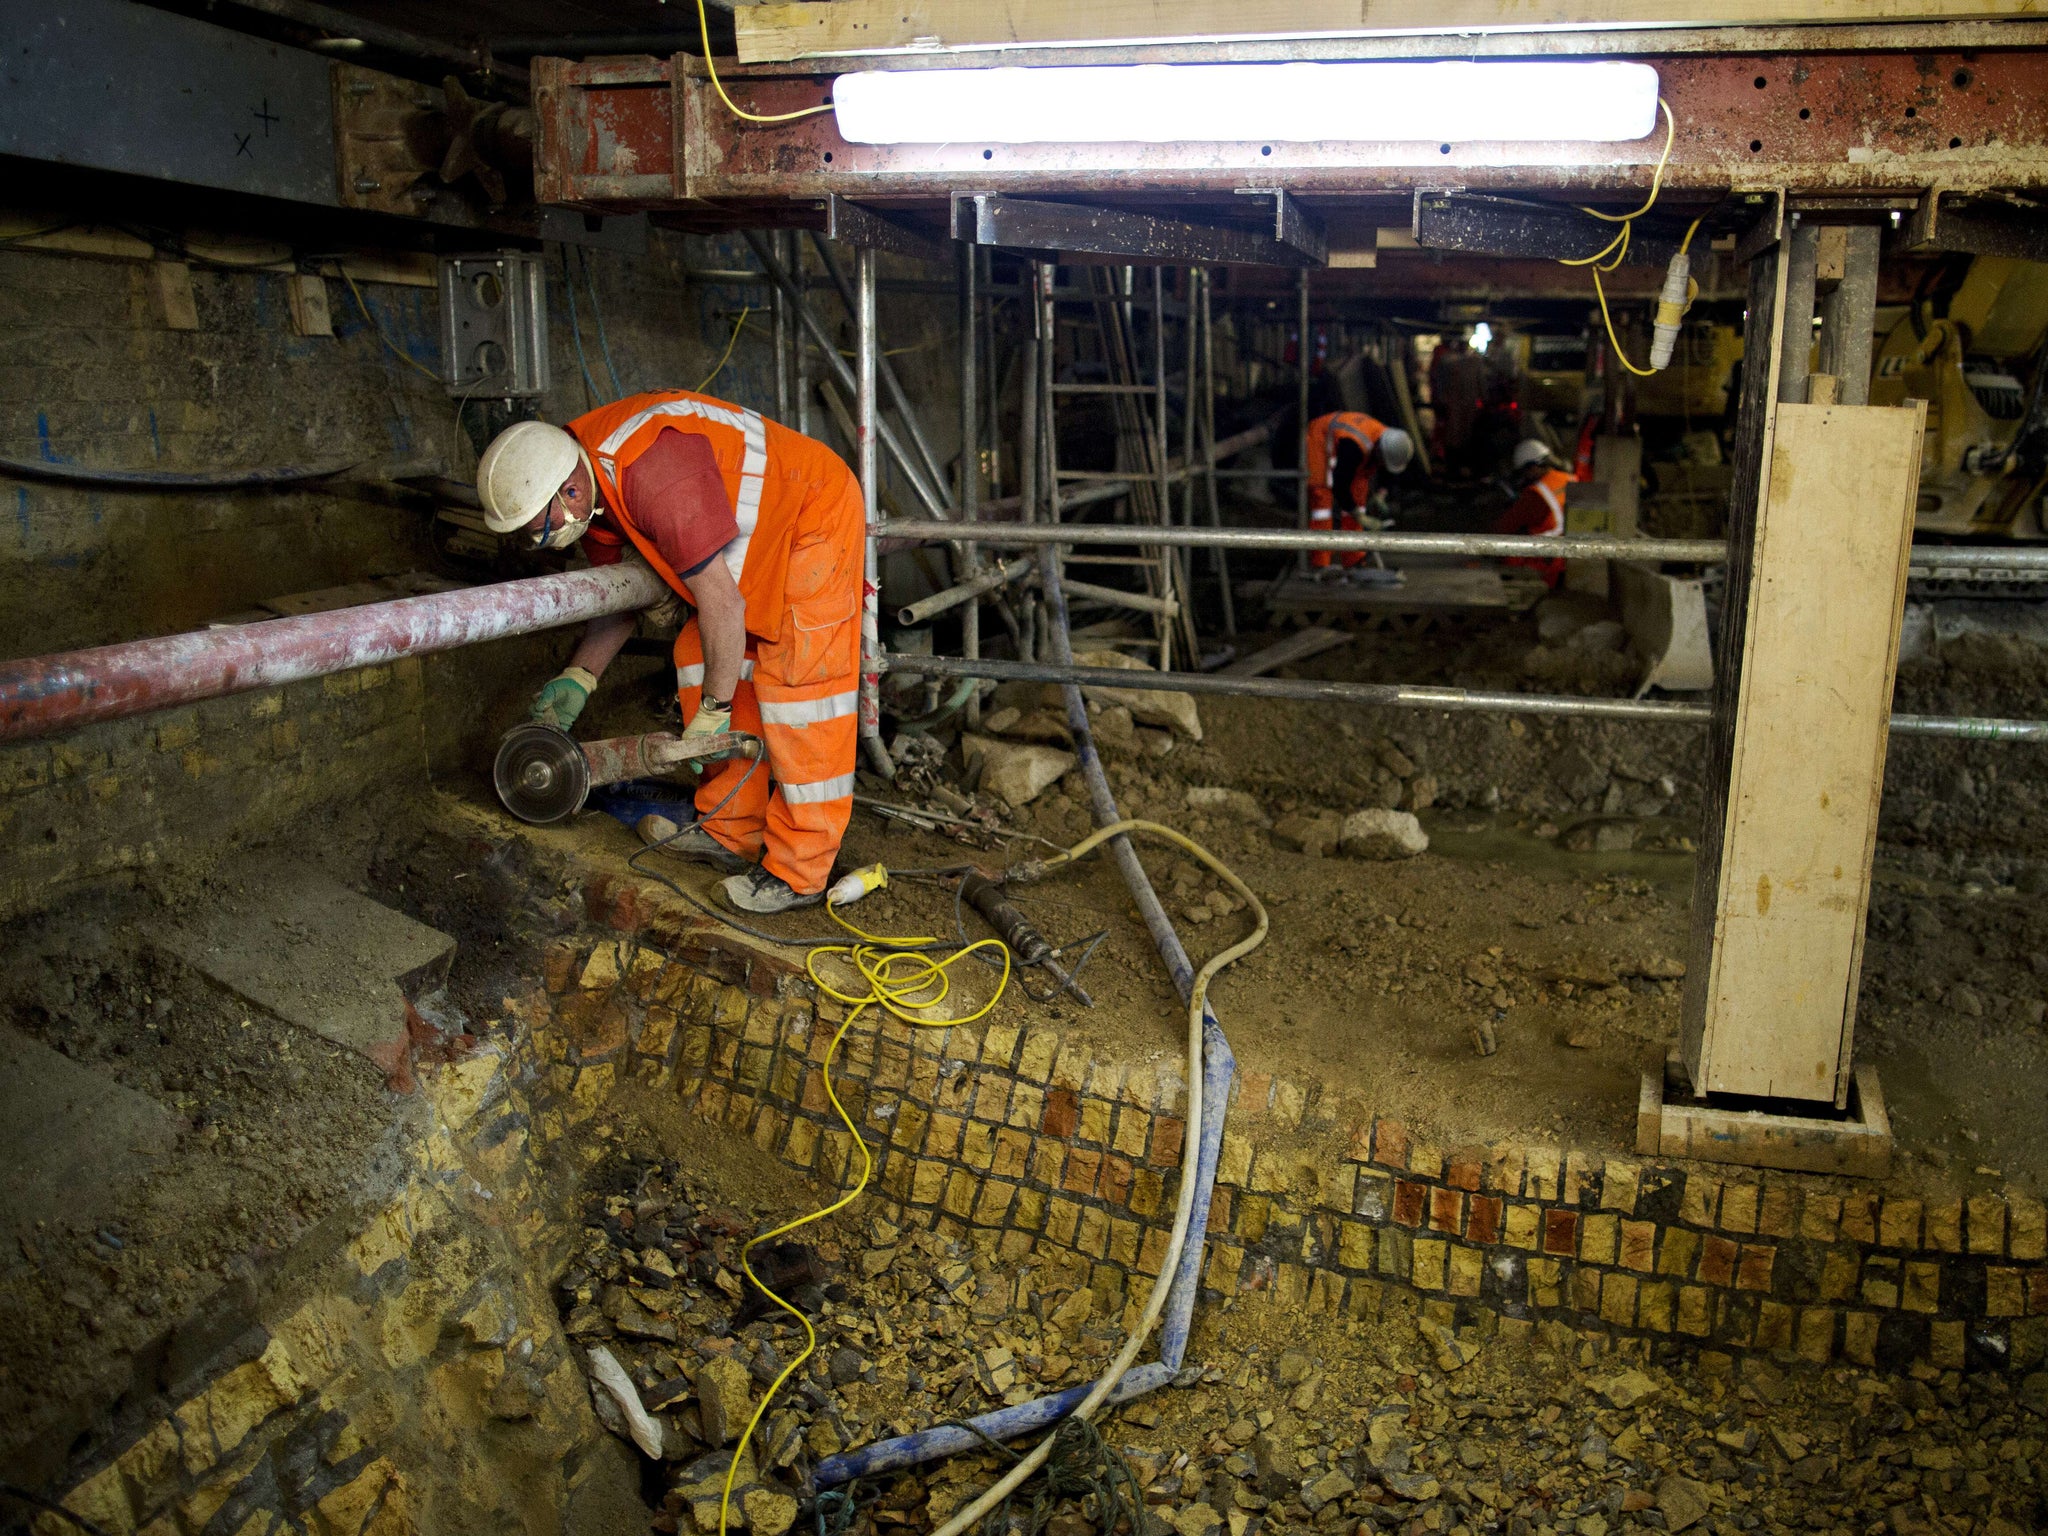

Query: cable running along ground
683,816,1261,1536
715,887,1015,1536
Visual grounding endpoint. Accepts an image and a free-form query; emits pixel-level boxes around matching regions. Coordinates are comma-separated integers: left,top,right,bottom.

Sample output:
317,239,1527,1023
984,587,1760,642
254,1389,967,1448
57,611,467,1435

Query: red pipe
0,564,666,743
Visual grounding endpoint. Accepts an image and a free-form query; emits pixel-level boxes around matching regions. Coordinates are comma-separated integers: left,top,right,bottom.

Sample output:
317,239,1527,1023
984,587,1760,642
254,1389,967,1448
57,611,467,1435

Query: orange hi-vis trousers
1305,411,1390,569
672,471,863,896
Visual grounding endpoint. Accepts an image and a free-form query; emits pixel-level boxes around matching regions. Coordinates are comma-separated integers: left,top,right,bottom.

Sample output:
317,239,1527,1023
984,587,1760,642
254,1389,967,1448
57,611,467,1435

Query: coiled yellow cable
716,896,1011,1536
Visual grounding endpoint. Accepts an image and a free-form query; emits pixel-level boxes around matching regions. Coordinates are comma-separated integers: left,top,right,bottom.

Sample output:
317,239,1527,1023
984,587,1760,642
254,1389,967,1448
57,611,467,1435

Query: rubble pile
556,1157,1150,1535
558,1155,2048,1536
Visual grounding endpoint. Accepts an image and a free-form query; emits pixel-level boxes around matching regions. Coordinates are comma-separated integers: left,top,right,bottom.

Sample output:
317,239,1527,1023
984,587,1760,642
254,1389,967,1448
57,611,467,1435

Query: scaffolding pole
855,246,894,780
879,654,2048,742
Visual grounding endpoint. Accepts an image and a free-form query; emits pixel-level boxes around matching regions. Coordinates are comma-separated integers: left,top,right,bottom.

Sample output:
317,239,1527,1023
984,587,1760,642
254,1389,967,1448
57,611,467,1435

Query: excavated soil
540,598,2048,1191
555,1092,2048,1536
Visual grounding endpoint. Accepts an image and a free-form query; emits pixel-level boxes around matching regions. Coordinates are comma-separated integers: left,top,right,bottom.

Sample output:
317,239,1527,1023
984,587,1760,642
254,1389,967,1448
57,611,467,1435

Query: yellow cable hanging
694,305,753,393
716,893,1012,1536
1561,102,1699,380
696,0,835,124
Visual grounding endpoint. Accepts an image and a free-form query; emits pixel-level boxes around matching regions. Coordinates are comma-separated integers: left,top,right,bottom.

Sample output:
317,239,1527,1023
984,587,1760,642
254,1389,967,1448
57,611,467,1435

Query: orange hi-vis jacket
1305,411,1391,569
1493,467,1574,587
565,390,864,895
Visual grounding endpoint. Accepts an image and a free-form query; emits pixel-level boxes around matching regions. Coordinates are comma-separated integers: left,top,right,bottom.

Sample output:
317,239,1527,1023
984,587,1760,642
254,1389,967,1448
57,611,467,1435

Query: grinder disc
493,722,590,824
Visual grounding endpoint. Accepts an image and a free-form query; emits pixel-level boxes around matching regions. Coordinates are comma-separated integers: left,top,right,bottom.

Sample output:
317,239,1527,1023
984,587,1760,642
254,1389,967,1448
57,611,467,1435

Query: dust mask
531,503,593,550
540,512,591,550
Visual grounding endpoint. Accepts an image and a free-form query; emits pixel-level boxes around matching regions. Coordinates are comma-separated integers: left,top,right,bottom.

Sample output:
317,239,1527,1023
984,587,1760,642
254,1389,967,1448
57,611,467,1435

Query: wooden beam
737,0,2048,62
1680,401,1926,1104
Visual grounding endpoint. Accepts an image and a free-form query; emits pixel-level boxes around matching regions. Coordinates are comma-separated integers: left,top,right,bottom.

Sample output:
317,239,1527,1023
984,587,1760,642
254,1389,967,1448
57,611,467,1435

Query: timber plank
738,1,2046,62
1688,402,1925,1104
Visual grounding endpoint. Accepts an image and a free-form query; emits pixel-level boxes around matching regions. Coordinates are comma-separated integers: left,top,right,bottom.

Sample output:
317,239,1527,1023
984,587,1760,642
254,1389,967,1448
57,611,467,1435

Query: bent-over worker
1305,411,1413,574
475,390,864,915
1492,438,1575,588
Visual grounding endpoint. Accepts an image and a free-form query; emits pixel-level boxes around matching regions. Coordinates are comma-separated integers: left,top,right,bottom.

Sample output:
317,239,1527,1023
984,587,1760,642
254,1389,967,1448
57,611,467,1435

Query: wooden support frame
1638,1051,1891,1177
1680,394,1929,1105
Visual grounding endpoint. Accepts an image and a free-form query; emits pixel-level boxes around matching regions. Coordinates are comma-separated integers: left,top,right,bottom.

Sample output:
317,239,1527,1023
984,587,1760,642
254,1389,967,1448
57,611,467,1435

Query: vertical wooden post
1681,219,1924,1108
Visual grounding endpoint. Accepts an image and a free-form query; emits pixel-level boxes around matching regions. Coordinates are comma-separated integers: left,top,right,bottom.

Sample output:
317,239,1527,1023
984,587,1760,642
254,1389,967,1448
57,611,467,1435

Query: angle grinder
493,722,760,824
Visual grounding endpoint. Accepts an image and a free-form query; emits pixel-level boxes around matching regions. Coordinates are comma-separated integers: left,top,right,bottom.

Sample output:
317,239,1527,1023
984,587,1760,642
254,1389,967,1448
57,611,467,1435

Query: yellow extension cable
716,894,1012,1536
713,821,1267,1536
695,306,754,394
696,0,835,125
1557,99,1702,380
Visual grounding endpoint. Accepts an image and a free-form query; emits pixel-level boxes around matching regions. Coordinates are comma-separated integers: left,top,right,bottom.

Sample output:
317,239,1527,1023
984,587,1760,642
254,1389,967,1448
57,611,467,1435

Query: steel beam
1905,189,2048,261
1240,189,1329,266
953,194,1316,268
825,194,954,265
531,49,2048,210
1413,191,1681,266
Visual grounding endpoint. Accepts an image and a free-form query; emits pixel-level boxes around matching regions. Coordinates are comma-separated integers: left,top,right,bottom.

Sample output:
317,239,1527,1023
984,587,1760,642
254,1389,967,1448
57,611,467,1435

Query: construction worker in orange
1305,411,1413,576
474,392,862,915
1493,438,1575,588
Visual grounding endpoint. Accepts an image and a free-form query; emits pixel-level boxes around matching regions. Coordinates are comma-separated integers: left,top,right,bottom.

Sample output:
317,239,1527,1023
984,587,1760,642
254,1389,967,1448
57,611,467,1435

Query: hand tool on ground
956,870,1095,1006
493,721,760,824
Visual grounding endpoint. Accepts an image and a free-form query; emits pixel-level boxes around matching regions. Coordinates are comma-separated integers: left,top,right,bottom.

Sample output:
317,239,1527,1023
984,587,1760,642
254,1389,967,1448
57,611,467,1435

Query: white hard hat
1377,427,1414,475
1512,438,1555,473
477,421,582,533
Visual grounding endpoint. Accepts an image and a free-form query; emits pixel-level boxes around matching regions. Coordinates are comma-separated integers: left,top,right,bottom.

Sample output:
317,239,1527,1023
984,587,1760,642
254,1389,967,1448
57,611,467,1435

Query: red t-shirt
583,428,739,580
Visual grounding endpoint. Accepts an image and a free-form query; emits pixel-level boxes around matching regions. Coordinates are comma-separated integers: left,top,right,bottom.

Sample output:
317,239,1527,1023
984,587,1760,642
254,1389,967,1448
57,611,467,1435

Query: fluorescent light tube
833,61,1660,146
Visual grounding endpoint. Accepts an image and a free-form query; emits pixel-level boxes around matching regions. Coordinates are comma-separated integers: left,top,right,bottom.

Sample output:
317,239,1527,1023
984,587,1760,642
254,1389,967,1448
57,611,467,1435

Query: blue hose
812,544,1234,1489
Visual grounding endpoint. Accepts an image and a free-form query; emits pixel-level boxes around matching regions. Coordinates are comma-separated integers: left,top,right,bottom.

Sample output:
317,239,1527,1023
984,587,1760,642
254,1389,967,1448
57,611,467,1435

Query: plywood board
1685,402,1925,1103
739,0,2048,60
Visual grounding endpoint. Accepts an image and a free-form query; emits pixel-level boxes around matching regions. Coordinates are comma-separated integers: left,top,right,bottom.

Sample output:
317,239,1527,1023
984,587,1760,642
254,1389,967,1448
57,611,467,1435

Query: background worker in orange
1304,411,1414,575
474,391,863,915
1492,438,1575,588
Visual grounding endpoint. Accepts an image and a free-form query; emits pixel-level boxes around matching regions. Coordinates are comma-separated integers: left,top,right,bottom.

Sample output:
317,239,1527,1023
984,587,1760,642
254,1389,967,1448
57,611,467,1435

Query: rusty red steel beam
534,47,2048,210
0,565,667,743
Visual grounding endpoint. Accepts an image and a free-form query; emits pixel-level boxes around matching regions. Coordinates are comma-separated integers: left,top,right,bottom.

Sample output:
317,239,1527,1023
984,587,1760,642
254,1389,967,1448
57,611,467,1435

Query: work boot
636,813,748,874
722,867,824,915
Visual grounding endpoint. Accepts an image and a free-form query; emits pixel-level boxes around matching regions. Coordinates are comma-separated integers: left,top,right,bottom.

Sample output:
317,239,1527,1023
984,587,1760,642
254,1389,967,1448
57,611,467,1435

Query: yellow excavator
1869,254,2048,539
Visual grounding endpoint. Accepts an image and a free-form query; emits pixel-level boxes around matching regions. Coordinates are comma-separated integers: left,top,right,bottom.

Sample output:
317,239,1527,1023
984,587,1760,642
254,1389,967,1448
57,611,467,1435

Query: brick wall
2,224,962,915
552,867,2048,1377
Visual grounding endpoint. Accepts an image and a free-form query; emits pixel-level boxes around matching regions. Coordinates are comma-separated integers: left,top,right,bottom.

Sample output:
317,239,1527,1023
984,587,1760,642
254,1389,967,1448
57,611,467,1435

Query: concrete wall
0,226,963,920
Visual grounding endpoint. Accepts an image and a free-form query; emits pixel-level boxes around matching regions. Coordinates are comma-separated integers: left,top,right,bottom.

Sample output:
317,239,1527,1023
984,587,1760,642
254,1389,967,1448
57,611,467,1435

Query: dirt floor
558,1093,2048,1536
529,593,2048,1195
0,815,583,1479
0,885,398,1471
4,593,2044,1516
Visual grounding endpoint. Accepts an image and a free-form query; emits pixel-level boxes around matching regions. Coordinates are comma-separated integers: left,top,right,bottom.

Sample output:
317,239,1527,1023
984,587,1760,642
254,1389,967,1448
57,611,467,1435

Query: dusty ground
561,1099,2048,1536
525,594,2048,1191
0,887,396,1472
0,811,579,1481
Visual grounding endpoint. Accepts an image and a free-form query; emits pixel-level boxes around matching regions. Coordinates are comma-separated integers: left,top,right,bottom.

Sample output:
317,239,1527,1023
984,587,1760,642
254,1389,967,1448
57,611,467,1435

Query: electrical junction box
439,252,549,398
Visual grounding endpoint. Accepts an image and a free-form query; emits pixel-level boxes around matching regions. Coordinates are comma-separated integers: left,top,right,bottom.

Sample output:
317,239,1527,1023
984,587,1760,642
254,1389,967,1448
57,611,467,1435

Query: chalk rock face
962,735,1076,808
1339,808,1429,860
1072,649,1202,740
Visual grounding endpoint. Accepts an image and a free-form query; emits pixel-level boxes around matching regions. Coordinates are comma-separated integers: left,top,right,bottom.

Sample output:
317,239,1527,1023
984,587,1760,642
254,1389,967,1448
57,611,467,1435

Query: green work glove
529,666,597,731
683,697,733,739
